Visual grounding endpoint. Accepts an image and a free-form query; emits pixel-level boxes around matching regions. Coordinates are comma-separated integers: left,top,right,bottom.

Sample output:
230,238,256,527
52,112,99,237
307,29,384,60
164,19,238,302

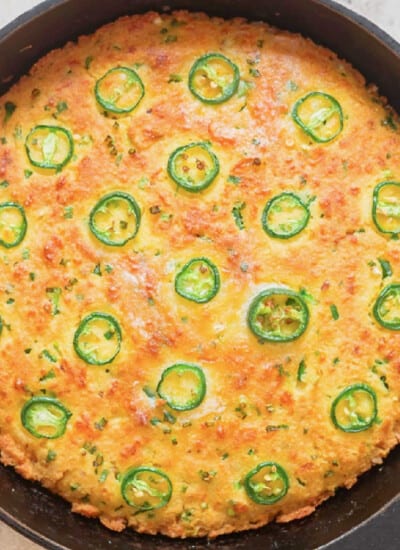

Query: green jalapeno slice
372,181,400,236
157,363,206,411
21,397,72,439
292,92,343,143
0,202,27,248
373,283,400,330
121,466,172,511
262,192,310,239
89,192,141,246
95,67,145,114
331,384,377,432
25,125,74,170
175,258,220,303
248,288,309,342
73,312,122,365
167,142,219,192
244,462,289,505
188,53,240,104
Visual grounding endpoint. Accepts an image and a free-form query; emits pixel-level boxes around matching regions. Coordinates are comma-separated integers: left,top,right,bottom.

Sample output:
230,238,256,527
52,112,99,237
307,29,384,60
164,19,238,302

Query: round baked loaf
0,9,399,538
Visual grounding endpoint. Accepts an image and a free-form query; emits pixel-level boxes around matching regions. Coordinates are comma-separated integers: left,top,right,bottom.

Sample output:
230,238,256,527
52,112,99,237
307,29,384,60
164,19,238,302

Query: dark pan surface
0,1,399,548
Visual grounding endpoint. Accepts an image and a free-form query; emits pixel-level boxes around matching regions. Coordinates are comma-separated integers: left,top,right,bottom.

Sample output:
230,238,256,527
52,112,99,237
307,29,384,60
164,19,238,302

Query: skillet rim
0,0,399,548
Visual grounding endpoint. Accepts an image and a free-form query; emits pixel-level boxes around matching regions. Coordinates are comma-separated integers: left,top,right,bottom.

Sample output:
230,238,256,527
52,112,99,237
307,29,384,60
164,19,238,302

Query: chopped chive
83,442,97,454
286,80,298,91
297,359,306,382
249,68,260,78
150,417,161,426
99,469,109,483
40,369,56,382
142,387,156,401
94,417,108,431
380,375,389,390
4,101,16,123
64,206,73,219
40,349,57,363
378,258,392,279
265,424,289,432
56,101,68,114
330,304,339,320
163,410,176,424
85,56,93,70
46,450,57,462
232,201,246,230
46,287,62,315
228,175,242,185
168,74,182,83
382,114,397,131
93,263,102,276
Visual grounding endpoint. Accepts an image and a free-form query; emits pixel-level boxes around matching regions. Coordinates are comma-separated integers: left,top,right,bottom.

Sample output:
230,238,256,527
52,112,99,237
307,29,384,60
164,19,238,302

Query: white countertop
0,0,399,548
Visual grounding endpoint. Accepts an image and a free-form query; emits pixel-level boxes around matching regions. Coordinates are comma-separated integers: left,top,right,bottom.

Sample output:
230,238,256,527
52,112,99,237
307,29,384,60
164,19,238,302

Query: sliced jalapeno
175,258,220,303
372,181,400,236
73,312,122,365
292,92,343,143
188,53,240,104
373,283,400,330
25,125,74,170
121,466,172,511
21,396,72,439
0,202,27,248
89,191,141,246
248,288,309,342
262,192,310,239
244,462,289,505
331,384,377,432
157,363,206,411
168,142,219,192
95,67,145,114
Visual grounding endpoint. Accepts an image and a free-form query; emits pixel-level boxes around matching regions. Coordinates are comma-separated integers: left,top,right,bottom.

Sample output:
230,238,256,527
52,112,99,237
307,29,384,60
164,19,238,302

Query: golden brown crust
0,9,399,539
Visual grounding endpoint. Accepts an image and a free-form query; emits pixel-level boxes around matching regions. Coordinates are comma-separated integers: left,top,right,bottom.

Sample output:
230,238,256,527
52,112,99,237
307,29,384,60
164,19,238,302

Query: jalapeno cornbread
0,9,399,539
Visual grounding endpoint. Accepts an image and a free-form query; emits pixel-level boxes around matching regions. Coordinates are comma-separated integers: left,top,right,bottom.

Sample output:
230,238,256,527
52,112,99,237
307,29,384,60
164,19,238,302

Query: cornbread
0,10,399,538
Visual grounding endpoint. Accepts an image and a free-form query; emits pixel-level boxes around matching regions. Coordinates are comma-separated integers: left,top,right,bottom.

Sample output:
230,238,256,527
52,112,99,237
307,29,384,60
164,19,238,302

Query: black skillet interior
0,1,399,548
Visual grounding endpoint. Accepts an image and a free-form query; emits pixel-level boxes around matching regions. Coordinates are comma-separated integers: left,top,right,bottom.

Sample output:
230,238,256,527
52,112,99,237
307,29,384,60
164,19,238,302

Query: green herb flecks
330,304,339,320
46,450,57,462
227,175,241,185
4,102,16,123
46,287,62,315
232,201,246,230
378,258,392,279
64,206,73,219
40,369,56,382
297,359,306,382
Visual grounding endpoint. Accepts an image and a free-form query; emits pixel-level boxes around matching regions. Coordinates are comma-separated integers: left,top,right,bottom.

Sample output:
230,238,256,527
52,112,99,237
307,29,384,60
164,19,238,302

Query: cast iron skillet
0,1,399,548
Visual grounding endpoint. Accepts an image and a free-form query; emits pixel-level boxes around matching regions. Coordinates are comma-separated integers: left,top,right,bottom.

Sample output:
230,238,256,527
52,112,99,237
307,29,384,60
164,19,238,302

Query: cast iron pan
0,1,399,548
